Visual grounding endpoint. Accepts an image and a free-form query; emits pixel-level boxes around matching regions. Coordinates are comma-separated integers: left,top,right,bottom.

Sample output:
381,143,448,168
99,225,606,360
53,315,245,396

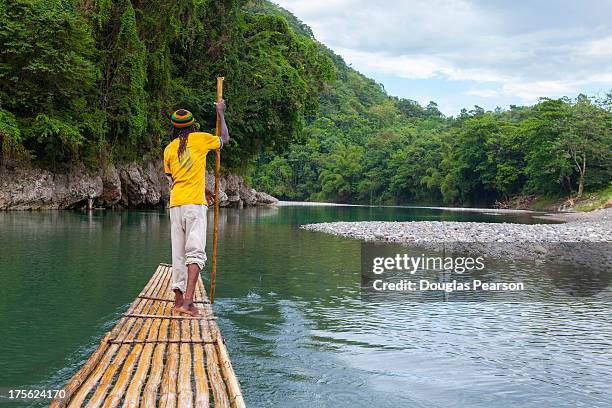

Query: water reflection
0,207,609,408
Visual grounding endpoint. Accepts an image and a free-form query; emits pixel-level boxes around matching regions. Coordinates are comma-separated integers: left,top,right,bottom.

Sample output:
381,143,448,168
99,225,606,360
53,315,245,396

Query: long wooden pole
210,76,224,304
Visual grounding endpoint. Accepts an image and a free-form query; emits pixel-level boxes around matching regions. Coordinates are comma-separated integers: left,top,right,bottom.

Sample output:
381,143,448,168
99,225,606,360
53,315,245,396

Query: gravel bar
301,208,612,243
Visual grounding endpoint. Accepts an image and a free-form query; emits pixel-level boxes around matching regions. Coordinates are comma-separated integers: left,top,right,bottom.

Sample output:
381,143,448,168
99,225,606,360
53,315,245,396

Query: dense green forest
251,7,612,206
0,0,333,170
255,86,612,205
1,0,611,206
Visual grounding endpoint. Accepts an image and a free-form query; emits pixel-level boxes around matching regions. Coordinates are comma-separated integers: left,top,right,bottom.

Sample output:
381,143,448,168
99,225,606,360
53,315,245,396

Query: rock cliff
0,161,278,210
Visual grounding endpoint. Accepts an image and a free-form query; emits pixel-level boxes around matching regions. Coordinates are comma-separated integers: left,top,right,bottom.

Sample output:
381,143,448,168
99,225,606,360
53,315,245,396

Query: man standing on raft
164,101,229,316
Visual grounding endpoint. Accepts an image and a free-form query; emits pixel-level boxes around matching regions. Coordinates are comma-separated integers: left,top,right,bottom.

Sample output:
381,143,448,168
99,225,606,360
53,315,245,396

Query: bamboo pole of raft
210,76,224,305
195,282,228,407
177,319,194,408
101,300,164,408
215,332,246,408
193,284,214,408
196,285,230,408
102,270,173,408
143,266,174,407
159,299,181,407
202,320,230,407
49,332,113,408
122,293,168,408
54,264,245,407
51,265,165,407
192,321,211,408
84,273,169,408
141,303,171,406
197,279,245,408
55,265,167,408
139,266,171,407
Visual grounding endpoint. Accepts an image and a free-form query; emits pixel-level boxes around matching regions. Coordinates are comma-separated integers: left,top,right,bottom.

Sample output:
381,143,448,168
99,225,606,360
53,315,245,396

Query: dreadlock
172,125,195,160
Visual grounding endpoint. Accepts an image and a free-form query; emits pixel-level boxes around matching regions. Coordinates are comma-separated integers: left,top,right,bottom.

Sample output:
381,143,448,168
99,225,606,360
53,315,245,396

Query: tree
522,98,575,195
253,156,293,198
565,95,611,198
0,0,99,163
105,0,148,153
522,97,612,198
316,143,364,202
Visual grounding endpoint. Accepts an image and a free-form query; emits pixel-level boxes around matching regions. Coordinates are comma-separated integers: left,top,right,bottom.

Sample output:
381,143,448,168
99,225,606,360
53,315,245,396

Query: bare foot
173,289,184,313
177,302,200,317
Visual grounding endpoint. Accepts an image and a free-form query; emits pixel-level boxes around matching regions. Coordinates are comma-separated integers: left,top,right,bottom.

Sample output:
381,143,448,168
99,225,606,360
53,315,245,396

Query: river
0,206,610,407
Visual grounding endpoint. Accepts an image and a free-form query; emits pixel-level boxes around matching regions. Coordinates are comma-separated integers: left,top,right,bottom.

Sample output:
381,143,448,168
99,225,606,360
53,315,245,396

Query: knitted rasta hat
171,109,194,128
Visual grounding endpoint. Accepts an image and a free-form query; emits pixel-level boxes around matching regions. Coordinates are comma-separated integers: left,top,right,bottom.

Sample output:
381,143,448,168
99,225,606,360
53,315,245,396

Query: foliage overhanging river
0,205,610,407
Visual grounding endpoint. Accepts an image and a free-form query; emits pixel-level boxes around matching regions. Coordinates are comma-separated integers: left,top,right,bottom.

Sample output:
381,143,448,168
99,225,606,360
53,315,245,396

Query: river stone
302,210,612,263
256,191,279,206
240,183,257,206
118,162,148,207
143,160,163,205
96,162,121,207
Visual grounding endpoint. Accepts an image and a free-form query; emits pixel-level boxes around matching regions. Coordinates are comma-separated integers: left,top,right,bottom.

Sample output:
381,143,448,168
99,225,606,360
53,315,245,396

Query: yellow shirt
164,132,222,207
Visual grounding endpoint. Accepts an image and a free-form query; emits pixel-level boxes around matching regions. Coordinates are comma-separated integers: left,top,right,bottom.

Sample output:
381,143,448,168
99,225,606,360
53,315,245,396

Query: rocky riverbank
302,208,612,243
301,208,612,263
0,161,278,210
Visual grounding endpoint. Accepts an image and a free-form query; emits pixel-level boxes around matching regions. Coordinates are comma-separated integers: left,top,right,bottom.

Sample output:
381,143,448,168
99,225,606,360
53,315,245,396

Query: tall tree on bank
565,94,611,198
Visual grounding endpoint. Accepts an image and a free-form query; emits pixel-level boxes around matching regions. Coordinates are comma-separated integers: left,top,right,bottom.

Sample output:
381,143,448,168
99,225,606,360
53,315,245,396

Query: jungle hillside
1,0,611,207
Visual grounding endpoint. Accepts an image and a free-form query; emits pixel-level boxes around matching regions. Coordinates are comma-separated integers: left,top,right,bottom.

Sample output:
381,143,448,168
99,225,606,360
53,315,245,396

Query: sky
274,0,612,116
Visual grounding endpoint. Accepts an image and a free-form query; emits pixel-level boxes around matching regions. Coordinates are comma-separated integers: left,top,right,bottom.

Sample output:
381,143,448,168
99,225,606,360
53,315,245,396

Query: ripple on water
2,208,611,408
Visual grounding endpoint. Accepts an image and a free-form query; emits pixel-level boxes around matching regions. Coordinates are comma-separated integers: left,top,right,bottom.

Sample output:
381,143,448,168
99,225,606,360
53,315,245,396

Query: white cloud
274,0,612,111
577,36,612,58
464,89,499,98
334,48,449,79
335,47,509,83
277,0,493,53
501,81,577,103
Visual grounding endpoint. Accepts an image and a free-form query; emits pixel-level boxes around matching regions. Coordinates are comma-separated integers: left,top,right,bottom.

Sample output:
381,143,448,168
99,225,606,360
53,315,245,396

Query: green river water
0,205,610,407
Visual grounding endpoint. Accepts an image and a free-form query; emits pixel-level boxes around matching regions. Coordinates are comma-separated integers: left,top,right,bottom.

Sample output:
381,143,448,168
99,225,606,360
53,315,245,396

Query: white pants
170,204,207,293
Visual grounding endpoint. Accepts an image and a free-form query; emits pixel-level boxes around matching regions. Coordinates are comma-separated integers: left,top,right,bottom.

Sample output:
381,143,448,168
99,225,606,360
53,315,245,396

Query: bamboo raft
51,263,245,408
